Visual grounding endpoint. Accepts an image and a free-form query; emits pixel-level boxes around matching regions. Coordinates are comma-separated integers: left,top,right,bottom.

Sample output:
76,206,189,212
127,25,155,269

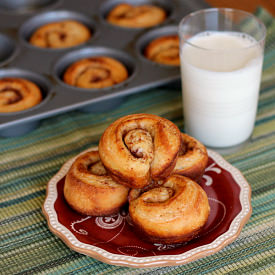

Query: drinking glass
178,8,266,149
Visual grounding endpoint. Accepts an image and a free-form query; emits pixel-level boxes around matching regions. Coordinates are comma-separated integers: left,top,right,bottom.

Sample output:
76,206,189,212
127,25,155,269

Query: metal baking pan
0,0,209,137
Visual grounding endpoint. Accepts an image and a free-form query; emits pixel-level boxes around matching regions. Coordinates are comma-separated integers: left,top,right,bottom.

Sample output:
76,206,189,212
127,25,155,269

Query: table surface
1,3,274,275
206,0,275,16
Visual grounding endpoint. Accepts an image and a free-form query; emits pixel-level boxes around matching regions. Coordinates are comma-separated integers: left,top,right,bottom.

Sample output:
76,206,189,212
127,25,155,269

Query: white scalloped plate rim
42,147,252,268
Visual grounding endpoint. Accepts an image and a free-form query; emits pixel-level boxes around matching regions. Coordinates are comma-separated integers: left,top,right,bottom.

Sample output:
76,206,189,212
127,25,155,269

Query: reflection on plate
42,148,251,268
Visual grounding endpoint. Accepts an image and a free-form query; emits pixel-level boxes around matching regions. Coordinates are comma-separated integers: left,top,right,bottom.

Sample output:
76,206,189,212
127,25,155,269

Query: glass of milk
179,8,266,149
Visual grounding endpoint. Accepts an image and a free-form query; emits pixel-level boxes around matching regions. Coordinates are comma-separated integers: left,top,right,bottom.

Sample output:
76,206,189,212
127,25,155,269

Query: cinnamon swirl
144,35,180,66
99,114,182,189
106,3,166,28
29,20,91,49
173,133,208,181
0,78,42,113
63,57,128,89
129,175,210,244
64,150,129,216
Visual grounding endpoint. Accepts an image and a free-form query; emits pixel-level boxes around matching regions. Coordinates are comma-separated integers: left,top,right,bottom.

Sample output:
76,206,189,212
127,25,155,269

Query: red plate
43,148,251,267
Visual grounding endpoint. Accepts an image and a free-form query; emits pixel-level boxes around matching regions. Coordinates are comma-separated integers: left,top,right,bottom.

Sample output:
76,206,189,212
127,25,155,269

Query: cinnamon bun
63,57,128,89
173,133,208,181
29,20,91,49
144,35,180,66
0,78,42,113
64,150,129,216
106,3,166,28
99,114,182,189
129,175,210,244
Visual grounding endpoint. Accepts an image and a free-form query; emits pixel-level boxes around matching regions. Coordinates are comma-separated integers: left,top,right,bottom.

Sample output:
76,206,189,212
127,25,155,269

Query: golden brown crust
64,150,129,216
144,35,180,66
128,175,210,244
98,114,182,189
172,133,208,182
0,78,42,113
106,3,166,28
29,20,91,49
63,57,128,89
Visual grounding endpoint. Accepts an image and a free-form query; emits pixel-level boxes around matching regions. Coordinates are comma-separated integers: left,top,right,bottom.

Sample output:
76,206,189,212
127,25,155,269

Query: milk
180,31,263,148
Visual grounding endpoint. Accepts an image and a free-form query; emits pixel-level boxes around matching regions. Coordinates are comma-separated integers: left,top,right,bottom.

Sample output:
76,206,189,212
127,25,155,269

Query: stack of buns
64,114,210,244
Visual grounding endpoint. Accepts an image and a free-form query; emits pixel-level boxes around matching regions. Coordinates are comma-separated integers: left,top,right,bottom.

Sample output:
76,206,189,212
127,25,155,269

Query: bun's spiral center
86,67,110,83
77,153,108,176
87,161,107,176
74,59,114,86
153,45,179,60
179,139,196,156
117,6,150,19
0,88,23,105
142,187,174,203
124,129,154,161
46,30,67,46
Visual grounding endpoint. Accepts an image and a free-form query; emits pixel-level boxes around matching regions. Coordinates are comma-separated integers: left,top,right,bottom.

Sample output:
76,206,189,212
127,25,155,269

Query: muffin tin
0,0,209,137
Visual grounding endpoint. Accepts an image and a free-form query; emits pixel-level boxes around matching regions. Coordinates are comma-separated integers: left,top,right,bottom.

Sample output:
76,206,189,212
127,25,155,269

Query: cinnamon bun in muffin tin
64,114,210,244
106,3,167,28
63,57,128,89
29,20,91,49
0,78,42,113
0,0,209,136
144,35,180,66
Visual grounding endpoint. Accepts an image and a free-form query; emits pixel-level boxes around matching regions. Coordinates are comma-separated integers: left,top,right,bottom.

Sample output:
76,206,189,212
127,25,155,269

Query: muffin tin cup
0,121,41,138
136,25,179,67
80,96,127,113
100,0,174,29
54,47,137,90
0,68,52,137
0,0,60,14
19,10,97,51
54,46,137,113
0,0,210,137
0,34,18,67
